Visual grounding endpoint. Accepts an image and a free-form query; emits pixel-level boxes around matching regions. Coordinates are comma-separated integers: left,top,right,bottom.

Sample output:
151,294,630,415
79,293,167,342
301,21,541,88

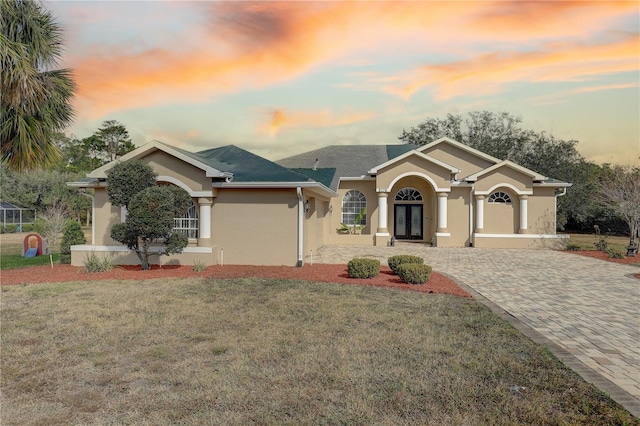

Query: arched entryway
389,177,436,242
394,187,423,240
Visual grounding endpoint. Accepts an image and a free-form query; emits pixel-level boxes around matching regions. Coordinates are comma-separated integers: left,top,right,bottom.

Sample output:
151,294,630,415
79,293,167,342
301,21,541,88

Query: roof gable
88,140,231,179
368,150,459,174
465,160,546,182
419,137,501,164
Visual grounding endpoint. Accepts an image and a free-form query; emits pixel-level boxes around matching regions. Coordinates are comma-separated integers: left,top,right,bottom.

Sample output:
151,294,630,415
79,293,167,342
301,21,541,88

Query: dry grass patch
1,278,636,425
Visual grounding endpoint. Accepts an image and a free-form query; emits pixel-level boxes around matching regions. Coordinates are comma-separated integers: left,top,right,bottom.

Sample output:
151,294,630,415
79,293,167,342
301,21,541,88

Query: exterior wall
483,187,520,234
93,187,121,246
302,194,331,260
475,167,532,194
473,235,568,249
446,187,472,247
376,156,452,191
144,150,212,192
211,189,298,265
528,187,557,234
70,245,214,267
421,144,494,177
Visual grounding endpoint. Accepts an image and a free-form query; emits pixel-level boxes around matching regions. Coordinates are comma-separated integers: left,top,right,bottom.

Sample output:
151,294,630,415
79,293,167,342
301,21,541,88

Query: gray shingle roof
276,144,419,191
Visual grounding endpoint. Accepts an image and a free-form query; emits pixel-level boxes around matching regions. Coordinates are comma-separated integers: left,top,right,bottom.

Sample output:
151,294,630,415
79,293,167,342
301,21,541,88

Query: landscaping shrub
60,221,87,264
387,255,424,275
347,258,380,279
1,225,18,234
193,259,207,272
396,263,432,285
21,224,34,233
83,252,114,273
605,247,625,259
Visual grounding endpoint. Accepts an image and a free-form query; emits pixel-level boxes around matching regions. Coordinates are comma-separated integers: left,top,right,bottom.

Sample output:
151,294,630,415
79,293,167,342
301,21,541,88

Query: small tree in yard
38,206,67,249
106,160,192,270
598,165,640,248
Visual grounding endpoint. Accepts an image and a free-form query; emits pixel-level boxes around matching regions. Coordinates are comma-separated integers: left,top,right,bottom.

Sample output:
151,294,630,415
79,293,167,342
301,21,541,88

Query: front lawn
1,277,636,425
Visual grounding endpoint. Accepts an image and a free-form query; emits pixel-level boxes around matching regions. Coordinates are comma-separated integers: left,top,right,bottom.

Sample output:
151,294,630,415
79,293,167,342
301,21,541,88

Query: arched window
174,201,198,238
342,190,367,225
488,191,512,204
395,187,423,201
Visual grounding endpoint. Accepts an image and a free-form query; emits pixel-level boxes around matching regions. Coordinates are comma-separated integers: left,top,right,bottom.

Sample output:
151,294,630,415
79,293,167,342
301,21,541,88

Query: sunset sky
48,1,639,166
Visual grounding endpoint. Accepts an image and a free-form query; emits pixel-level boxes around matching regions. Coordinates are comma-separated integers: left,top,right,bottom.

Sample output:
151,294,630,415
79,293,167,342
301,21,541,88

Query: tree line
0,120,135,225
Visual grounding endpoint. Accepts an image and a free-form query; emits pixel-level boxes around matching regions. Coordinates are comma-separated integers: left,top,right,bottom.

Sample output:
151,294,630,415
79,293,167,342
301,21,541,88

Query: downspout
469,185,474,247
555,187,567,232
296,187,304,267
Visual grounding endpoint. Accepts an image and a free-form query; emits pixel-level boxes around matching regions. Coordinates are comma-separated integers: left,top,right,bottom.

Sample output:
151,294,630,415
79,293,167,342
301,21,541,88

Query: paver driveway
312,244,640,415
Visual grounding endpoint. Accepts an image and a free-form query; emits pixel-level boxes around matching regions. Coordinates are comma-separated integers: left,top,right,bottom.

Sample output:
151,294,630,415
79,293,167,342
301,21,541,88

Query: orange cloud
69,1,639,118
263,108,374,136
384,34,640,101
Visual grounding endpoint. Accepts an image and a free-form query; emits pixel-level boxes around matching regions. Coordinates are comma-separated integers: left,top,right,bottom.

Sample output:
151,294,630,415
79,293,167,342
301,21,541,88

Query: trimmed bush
347,258,380,279
396,263,432,285
60,220,87,264
605,247,625,259
387,255,424,275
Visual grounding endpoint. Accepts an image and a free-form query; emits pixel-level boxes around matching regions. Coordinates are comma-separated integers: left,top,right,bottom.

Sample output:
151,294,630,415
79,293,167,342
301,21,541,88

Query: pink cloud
263,108,375,136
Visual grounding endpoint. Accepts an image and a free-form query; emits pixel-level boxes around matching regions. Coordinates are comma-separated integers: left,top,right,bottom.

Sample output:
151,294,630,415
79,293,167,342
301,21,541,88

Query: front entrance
394,204,423,240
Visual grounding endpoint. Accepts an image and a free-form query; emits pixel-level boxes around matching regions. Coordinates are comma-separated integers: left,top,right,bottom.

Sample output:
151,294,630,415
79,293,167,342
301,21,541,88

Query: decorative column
198,197,213,244
475,195,484,233
376,191,389,234
519,195,528,233
437,192,448,232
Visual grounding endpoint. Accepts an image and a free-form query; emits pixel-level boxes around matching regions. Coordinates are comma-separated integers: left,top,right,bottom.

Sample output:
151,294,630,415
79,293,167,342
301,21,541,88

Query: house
68,137,571,266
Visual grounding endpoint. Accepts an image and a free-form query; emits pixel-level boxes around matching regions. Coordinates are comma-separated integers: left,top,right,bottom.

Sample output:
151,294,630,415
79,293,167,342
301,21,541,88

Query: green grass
565,233,632,251
0,252,60,270
1,277,636,425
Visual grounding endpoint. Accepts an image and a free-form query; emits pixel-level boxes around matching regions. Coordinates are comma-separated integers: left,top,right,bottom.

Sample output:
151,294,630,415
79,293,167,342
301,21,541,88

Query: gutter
469,185,474,247
296,187,304,267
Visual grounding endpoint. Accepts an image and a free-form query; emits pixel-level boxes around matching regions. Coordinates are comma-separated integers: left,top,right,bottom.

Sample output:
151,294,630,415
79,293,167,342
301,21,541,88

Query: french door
394,204,423,240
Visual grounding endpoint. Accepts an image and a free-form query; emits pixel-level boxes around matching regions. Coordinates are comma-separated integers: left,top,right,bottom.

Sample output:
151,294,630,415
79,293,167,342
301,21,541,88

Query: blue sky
48,1,639,165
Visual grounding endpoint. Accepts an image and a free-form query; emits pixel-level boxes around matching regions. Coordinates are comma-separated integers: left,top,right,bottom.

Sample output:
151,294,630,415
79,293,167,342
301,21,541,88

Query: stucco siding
529,187,558,234
475,167,532,194
422,144,494,177
144,150,212,192
211,189,298,265
483,187,519,234
93,188,121,246
376,156,451,191
447,187,471,247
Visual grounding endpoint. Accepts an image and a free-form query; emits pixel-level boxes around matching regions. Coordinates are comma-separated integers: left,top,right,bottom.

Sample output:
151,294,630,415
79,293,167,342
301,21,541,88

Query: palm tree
1,0,75,171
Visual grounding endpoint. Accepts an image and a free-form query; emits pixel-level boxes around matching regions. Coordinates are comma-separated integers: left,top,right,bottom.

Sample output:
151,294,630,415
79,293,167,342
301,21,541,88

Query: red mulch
0,263,471,297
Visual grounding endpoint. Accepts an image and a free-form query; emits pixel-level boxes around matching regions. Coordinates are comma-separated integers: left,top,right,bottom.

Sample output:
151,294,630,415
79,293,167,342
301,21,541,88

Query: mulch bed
0,263,471,297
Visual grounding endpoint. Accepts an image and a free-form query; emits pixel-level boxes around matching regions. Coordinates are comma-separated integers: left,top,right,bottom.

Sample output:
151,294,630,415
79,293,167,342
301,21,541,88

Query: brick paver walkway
311,244,640,416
